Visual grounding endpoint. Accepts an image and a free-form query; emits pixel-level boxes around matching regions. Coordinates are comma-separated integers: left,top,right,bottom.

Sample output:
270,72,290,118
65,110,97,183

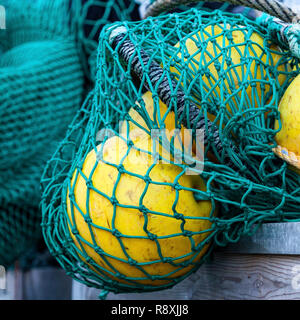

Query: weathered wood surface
0,270,15,300
19,267,72,300
1,222,300,300
222,222,300,255
72,252,300,300
71,222,300,300
190,253,300,300
0,267,72,300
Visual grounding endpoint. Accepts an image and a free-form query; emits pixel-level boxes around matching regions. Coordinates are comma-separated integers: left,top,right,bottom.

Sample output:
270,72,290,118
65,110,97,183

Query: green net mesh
74,0,140,81
0,0,139,268
41,6,300,295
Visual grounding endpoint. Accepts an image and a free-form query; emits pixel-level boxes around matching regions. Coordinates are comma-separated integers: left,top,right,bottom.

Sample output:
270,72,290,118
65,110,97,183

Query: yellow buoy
273,74,300,170
66,134,216,287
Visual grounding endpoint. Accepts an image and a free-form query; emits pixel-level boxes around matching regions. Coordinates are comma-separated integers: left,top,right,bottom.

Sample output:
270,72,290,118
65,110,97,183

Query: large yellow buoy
66,133,216,287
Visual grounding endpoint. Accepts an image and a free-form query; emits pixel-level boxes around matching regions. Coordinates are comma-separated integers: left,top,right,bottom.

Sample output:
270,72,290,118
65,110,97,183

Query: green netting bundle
0,0,83,268
41,0,300,296
0,0,139,268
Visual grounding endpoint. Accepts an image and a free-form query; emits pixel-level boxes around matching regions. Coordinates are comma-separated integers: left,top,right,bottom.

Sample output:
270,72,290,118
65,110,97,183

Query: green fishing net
0,0,139,268
41,5,300,295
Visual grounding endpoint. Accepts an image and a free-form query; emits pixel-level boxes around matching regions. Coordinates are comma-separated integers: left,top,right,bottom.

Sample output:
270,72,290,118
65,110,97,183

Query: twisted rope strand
144,0,300,23
110,29,241,171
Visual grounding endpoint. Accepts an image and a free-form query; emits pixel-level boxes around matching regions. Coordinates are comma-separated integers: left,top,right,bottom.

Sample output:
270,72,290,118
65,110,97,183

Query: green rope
41,6,300,295
145,0,300,22
257,13,300,59
99,290,110,300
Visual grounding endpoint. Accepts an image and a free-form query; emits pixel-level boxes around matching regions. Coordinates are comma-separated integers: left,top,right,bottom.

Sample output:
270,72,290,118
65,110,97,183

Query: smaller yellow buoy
273,74,300,170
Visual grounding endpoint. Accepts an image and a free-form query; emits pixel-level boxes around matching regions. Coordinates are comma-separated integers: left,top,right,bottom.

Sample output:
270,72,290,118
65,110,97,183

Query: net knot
174,212,184,220
144,175,152,184
173,183,182,191
183,230,192,237
128,258,137,266
71,228,79,236
112,229,121,237
118,164,125,173
85,256,93,264
84,216,92,224
95,247,104,255
127,140,134,147
162,257,173,264
85,180,93,188
147,233,157,241
213,61,221,72
110,196,118,205
139,205,149,214
68,192,75,201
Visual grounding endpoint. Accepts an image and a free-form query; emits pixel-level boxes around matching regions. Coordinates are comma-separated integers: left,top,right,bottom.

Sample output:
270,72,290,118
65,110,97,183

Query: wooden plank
72,252,300,300
21,267,72,300
0,269,15,300
222,222,300,255
3,223,299,300
72,274,195,300
191,253,300,300
0,267,73,300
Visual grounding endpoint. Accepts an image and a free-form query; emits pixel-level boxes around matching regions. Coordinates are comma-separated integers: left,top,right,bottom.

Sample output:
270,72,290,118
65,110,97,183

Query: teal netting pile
0,0,83,268
0,0,139,268
41,7,300,295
